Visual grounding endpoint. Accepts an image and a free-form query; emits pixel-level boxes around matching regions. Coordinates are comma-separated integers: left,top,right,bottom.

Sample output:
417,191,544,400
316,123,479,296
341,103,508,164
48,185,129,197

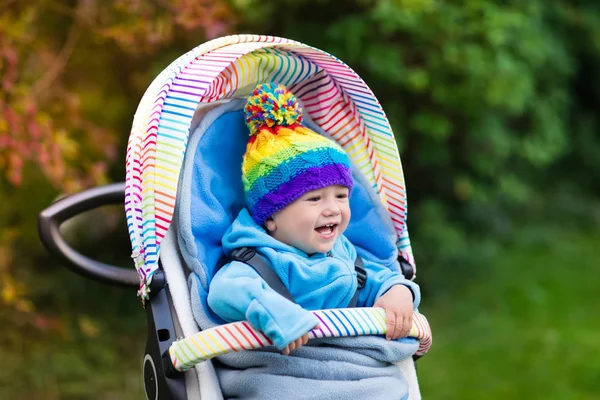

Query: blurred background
1,0,599,398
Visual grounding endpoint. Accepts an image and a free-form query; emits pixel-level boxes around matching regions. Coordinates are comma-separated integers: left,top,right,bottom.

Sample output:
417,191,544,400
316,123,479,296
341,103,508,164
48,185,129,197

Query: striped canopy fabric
125,35,415,299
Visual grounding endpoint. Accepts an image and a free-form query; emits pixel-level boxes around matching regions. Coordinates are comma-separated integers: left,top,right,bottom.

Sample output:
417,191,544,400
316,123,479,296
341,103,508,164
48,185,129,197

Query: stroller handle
38,182,139,287
168,308,432,372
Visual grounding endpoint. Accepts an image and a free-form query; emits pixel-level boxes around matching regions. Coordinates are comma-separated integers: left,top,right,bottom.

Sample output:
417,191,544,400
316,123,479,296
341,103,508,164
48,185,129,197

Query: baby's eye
306,196,321,202
336,193,348,199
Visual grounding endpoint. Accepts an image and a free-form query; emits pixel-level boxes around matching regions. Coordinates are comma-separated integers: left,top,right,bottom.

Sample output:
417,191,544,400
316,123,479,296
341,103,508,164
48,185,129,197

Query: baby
208,83,420,356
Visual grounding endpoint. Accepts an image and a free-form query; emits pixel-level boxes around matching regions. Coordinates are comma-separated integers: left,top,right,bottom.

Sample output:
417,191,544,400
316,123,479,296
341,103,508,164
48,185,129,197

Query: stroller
38,35,432,399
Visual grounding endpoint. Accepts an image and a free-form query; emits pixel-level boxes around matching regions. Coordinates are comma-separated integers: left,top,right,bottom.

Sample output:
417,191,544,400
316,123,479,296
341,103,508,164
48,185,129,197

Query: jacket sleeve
207,260,319,349
357,257,421,310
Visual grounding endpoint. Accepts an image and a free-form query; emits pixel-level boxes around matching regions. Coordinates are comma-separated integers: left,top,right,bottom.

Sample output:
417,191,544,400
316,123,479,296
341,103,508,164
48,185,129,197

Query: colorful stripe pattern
169,308,432,372
125,35,415,299
242,83,354,225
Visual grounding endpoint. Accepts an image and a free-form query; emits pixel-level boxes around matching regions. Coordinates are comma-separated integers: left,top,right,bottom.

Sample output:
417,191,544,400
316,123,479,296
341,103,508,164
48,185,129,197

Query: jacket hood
222,208,320,258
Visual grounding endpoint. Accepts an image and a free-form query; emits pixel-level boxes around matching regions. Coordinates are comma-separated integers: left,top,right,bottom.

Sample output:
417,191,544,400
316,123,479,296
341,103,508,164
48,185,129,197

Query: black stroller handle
38,182,139,287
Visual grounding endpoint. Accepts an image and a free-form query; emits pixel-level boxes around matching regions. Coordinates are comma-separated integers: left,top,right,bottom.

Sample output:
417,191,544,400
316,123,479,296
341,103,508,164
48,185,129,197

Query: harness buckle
231,247,256,262
355,264,367,290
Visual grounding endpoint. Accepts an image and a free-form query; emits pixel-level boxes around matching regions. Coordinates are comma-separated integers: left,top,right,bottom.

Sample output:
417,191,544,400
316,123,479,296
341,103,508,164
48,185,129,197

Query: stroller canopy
125,34,414,298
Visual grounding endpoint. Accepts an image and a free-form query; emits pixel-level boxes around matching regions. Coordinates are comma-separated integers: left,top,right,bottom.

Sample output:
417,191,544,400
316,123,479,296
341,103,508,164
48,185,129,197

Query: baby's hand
281,324,320,355
374,285,414,340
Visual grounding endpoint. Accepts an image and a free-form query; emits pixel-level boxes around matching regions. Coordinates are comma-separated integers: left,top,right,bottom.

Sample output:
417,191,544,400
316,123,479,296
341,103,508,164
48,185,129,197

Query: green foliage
0,268,146,399
419,230,600,399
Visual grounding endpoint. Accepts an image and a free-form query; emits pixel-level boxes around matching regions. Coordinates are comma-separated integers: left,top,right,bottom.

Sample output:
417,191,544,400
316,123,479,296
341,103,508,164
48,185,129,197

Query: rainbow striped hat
242,83,353,225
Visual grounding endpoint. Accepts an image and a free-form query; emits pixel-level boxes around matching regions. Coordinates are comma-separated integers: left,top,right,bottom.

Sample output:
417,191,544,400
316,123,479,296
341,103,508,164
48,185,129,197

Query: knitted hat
242,83,353,225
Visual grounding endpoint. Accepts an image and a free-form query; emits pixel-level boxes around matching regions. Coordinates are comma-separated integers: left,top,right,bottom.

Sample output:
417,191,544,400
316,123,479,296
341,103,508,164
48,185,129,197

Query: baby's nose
322,204,340,216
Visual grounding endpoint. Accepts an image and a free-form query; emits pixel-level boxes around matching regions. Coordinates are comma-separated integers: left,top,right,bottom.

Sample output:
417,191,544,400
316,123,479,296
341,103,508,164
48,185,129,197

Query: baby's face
265,185,351,254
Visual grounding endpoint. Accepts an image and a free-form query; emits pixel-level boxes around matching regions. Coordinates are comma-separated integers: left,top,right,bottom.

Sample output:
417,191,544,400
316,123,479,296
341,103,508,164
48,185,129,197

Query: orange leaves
170,0,233,37
77,315,100,338
0,54,115,191
0,229,34,315
97,0,236,54
1,275,34,314
1,42,18,92
0,1,238,189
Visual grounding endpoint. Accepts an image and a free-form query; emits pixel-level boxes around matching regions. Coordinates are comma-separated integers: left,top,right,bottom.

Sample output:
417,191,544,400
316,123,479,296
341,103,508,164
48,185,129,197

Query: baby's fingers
288,340,297,353
401,315,412,338
385,310,397,340
302,333,309,345
394,315,405,339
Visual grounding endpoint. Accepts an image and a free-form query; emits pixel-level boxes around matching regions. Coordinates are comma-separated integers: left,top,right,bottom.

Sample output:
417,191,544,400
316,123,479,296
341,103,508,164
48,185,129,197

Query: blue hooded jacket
207,208,421,350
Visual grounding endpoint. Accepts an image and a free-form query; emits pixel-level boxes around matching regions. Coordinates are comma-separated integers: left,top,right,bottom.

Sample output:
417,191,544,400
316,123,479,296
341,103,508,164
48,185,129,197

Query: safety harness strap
230,247,366,307
230,247,296,303
347,255,366,308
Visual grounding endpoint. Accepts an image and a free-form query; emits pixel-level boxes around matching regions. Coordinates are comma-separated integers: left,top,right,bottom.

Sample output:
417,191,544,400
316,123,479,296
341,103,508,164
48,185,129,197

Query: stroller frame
38,183,188,399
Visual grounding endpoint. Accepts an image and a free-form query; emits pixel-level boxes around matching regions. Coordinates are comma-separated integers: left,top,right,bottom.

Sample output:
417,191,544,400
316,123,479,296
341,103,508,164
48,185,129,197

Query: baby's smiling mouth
315,223,338,237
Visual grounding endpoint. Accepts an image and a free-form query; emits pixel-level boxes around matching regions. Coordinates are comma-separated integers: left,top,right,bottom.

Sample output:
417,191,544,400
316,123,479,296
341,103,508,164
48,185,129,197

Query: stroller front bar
168,308,432,373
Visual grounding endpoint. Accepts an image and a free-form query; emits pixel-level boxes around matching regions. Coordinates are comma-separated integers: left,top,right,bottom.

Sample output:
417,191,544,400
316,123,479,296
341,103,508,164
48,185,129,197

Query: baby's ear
264,217,276,233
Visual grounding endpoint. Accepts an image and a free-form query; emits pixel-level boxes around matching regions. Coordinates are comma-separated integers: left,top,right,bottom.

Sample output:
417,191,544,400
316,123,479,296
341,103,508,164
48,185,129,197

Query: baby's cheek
339,221,349,236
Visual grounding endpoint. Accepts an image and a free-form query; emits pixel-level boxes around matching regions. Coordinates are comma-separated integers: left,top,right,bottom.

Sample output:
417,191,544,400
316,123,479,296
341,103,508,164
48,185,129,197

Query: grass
418,230,600,399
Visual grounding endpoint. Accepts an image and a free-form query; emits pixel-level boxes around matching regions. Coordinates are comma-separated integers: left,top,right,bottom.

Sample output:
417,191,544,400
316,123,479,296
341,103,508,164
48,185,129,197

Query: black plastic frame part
399,256,415,281
37,182,138,286
144,275,187,400
38,183,187,399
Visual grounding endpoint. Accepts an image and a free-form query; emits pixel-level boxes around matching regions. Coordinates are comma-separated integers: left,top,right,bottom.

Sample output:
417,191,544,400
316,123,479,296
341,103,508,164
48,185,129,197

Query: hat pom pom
244,83,303,136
